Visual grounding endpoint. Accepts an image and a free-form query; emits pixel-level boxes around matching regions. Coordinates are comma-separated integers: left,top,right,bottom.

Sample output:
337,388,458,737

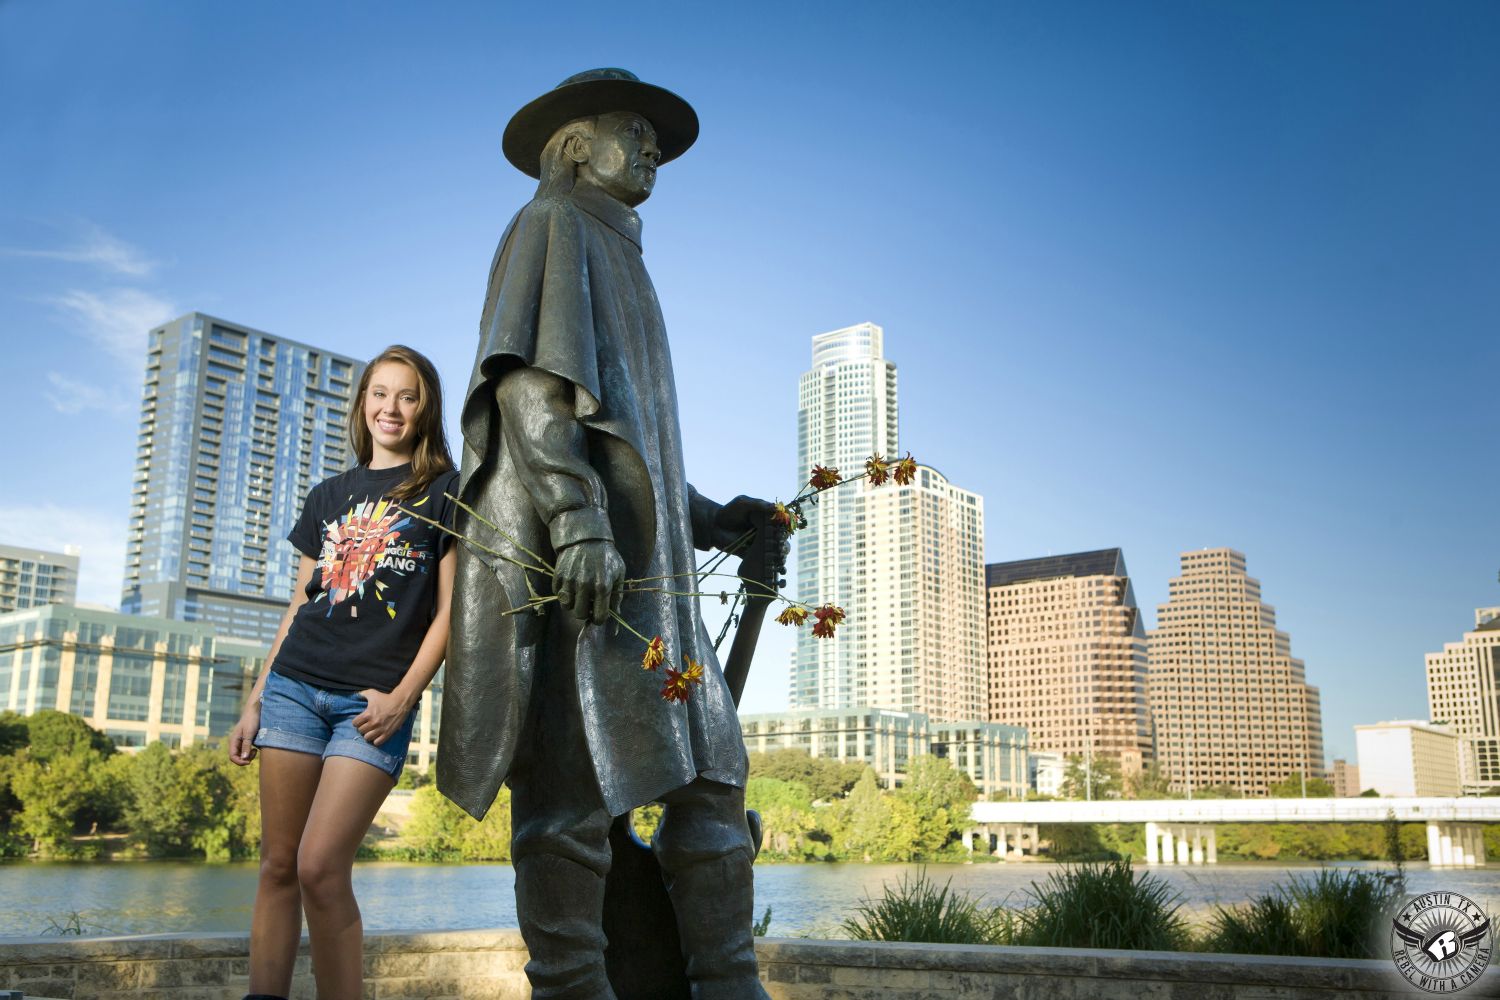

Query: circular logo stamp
1391,890,1493,994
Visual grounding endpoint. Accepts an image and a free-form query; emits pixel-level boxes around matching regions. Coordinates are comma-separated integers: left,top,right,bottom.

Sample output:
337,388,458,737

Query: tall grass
842,870,1003,944
1001,858,1190,951
1203,867,1404,959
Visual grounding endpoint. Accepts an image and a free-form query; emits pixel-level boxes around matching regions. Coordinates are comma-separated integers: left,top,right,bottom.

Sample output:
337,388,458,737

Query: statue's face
580,112,660,207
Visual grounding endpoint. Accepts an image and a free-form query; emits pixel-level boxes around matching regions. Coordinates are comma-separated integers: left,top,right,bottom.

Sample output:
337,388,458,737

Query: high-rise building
1354,720,1461,798
1330,758,1362,797
791,322,898,711
787,324,987,721
0,544,79,614
984,549,1153,774
1425,607,1500,793
738,706,1028,799
1147,548,1326,797
0,603,262,749
121,313,362,644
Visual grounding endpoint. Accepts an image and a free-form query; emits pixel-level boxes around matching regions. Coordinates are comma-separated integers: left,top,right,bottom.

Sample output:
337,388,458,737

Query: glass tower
791,323,899,710
121,313,362,644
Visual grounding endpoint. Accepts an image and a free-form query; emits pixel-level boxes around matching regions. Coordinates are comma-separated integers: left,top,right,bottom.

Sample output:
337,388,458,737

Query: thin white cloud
43,372,135,416
0,223,159,278
47,287,178,369
0,503,127,610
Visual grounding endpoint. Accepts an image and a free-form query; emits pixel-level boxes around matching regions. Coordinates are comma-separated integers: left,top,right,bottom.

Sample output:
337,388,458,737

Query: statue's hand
554,538,625,625
712,494,776,552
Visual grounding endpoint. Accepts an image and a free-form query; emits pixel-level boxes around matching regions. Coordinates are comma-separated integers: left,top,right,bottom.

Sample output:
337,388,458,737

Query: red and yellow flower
809,465,842,490
776,605,809,627
771,502,798,535
641,635,666,672
661,656,706,703
893,453,918,486
811,604,846,639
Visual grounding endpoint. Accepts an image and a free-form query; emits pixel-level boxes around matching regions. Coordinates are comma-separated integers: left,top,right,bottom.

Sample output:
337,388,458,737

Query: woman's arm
353,546,457,746
228,555,317,765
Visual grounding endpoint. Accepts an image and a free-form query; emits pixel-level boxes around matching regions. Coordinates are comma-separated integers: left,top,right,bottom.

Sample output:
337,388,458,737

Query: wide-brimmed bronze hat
503,68,699,179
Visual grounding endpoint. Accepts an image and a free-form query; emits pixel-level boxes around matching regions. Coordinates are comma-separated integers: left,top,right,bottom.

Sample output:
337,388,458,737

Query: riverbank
6,857,1498,941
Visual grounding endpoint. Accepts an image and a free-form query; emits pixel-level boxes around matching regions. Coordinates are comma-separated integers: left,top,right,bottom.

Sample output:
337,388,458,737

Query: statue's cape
436,186,746,820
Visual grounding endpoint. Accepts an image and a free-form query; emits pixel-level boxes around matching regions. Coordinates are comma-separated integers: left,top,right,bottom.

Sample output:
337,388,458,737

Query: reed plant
1203,867,1404,959
841,869,1004,944
1000,858,1190,952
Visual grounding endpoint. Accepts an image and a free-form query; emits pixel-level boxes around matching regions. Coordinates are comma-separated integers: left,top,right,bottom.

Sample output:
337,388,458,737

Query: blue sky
2,1,1496,765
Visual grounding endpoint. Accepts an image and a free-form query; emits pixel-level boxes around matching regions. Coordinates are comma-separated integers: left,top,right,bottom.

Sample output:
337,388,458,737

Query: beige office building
1147,548,1326,797
0,544,80,615
1425,607,1500,793
984,549,1153,774
1354,720,1461,798
1331,758,1362,797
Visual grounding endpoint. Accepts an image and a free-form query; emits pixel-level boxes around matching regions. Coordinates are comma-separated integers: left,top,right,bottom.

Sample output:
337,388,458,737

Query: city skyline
3,2,1497,763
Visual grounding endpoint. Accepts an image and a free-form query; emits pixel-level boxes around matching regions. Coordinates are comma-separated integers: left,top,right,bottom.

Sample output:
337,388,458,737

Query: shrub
1002,858,1189,951
842,869,1002,944
1203,867,1403,959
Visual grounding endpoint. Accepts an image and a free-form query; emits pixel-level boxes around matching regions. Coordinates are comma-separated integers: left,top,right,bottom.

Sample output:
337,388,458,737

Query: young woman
228,345,459,1000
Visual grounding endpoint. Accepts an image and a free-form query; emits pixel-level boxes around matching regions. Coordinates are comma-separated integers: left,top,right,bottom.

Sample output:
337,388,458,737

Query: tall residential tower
121,313,362,644
1147,548,1326,796
790,323,988,722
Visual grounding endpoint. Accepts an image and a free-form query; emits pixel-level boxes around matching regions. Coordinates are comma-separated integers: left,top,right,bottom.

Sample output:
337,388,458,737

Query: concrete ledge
2,929,1489,998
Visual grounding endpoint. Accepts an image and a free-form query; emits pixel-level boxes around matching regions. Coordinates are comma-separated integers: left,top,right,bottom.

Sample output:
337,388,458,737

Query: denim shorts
254,670,418,780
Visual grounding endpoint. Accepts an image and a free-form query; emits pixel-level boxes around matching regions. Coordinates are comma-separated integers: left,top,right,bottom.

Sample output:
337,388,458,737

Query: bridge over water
966,797,1498,867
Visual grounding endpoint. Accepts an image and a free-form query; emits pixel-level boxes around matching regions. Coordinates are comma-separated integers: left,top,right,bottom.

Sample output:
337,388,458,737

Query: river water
4,860,1499,940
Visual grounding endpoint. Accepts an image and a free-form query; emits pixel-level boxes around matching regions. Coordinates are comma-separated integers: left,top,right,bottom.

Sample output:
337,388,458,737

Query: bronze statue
437,68,773,1000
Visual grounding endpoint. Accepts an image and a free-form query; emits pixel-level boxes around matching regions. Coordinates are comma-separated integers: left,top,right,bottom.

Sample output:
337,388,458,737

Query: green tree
746,777,820,859
402,784,512,860
1267,773,1335,798
897,755,977,858
1193,782,1243,799
10,749,102,855
24,710,115,762
1060,754,1122,801
1125,763,1176,800
837,768,894,862
121,742,200,855
747,749,865,802
0,711,28,756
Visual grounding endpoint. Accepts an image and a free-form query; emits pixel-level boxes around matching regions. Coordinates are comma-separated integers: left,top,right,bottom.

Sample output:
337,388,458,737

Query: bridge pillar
1428,821,1444,866
963,829,974,854
1191,826,1204,865
1206,825,1218,864
1175,826,1190,865
1145,821,1160,864
1161,826,1175,865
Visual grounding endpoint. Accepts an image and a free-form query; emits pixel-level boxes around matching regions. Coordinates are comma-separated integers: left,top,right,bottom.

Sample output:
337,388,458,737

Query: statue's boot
515,853,618,1000
660,849,771,1000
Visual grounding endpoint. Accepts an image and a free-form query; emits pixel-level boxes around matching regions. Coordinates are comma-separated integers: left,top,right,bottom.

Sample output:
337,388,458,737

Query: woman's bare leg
249,748,323,996
296,756,397,1000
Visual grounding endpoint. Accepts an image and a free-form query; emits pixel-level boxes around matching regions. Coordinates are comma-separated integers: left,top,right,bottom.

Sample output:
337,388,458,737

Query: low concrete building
0,603,262,748
1355,719,1461,798
739,706,1028,799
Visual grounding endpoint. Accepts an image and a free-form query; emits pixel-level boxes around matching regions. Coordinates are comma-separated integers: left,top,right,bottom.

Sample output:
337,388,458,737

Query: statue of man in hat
437,69,772,1000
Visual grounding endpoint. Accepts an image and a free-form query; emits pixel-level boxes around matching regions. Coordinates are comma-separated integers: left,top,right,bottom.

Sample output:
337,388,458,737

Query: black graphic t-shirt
272,463,461,693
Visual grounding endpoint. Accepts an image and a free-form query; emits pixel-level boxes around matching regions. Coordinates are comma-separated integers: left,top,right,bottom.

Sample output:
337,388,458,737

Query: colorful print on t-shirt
315,496,434,619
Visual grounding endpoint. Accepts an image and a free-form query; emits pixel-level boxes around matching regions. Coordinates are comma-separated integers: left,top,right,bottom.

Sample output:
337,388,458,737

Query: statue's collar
569,183,643,249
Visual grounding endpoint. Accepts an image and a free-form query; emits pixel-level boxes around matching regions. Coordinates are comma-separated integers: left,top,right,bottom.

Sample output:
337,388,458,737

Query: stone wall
0,929,1485,999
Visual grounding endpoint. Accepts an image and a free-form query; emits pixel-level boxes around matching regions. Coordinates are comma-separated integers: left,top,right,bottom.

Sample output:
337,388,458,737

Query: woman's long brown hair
348,344,455,501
